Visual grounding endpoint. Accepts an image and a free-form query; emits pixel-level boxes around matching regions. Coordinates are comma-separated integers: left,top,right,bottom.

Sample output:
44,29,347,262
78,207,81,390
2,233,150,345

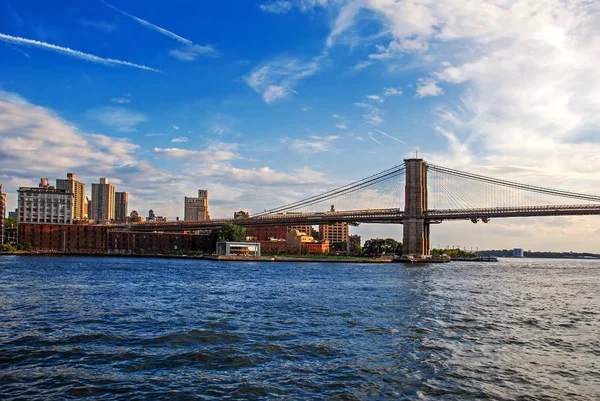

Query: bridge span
121,159,600,256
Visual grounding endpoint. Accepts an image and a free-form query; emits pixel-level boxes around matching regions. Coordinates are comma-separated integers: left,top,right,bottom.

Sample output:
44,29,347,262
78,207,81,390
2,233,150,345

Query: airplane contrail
368,133,383,145
375,129,406,144
100,0,192,45
0,32,160,72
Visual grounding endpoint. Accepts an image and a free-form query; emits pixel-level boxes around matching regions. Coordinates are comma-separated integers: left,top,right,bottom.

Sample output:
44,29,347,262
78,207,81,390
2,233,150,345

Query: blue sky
2,0,600,251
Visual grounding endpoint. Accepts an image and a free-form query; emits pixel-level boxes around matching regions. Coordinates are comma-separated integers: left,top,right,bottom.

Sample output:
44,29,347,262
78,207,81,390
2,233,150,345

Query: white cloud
301,106,312,112
336,123,347,129
172,125,180,130
366,94,384,103
352,60,372,71
415,78,443,98
169,44,219,61
170,136,188,143
87,107,147,132
111,94,132,104
292,135,340,154
354,102,384,125
331,114,341,119
383,87,402,97
326,1,362,48
191,164,328,186
245,57,321,103
258,1,293,14
0,90,149,193
355,135,364,141
146,132,164,137
0,32,160,72
154,141,240,161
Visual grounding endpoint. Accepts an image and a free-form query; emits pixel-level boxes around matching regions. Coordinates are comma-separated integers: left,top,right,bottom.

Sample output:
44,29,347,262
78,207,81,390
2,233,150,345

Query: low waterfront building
216,242,261,257
109,231,206,254
18,223,207,253
513,248,524,258
258,239,288,254
246,225,315,241
286,229,329,254
19,223,108,252
4,227,17,245
18,179,74,224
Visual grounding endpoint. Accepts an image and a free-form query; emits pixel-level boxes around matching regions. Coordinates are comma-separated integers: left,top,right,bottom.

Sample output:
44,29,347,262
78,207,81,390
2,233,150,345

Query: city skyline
1,1,600,251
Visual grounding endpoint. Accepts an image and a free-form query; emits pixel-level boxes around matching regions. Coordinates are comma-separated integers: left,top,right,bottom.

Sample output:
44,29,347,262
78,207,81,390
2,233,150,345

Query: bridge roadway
120,209,405,232
427,204,600,220
118,204,600,232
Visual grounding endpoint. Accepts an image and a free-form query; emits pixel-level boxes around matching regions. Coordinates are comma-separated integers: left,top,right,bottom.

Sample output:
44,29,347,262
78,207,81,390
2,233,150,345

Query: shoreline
0,251,392,263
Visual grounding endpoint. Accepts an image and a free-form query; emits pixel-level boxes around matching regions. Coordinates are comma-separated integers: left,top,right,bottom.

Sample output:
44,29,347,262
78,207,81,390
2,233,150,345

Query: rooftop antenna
415,150,419,158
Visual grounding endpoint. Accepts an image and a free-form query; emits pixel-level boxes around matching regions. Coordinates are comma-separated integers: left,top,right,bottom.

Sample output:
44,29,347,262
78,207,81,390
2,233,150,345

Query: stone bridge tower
403,159,430,256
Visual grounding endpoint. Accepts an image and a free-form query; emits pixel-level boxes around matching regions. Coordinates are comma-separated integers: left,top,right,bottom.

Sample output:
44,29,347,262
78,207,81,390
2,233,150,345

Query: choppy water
0,256,598,400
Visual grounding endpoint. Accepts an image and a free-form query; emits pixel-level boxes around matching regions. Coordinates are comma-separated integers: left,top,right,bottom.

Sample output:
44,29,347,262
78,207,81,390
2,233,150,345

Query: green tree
207,223,247,252
4,217,17,229
350,242,362,255
331,241,347,254
431,248,477,258
362,238,402,255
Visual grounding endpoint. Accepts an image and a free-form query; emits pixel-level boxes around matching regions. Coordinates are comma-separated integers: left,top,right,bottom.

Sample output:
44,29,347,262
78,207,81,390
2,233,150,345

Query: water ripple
0,256,599,400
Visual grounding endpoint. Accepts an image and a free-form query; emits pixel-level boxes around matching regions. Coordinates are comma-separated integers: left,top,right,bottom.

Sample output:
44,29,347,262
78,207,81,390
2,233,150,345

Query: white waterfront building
18,178,74,224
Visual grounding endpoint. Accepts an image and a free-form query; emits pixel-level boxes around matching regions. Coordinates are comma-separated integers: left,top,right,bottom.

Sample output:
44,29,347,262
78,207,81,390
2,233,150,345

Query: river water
0,256,598,400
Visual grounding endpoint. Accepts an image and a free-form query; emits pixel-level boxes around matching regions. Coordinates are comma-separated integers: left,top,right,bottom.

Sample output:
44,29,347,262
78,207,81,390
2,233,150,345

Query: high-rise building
56,173,86,220
83,196,89,219
147,209,156,221
319,222,349,244
91,178,116,223
184,189,210,220
115,192,129,223
17,178,74,224
0,183,6,245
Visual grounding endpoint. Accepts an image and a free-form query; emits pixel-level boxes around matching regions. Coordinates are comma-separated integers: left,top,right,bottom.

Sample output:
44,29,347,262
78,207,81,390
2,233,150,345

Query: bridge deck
115,204,600,232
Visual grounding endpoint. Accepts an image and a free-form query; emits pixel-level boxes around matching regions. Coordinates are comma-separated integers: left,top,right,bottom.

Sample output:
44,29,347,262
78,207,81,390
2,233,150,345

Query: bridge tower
403,158,430,256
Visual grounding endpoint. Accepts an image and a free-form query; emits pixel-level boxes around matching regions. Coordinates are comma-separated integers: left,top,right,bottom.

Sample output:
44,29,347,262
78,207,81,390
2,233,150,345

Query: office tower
184,189,210,220
56,173,86,220
147,209,156,221
91,178,116,222
17,178,74,224
115,192,129,223
319,222,349,244
0,183,6,245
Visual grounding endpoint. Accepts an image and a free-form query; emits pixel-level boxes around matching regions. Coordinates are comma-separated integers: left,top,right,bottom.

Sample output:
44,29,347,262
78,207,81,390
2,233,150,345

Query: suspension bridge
128,159,600,255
